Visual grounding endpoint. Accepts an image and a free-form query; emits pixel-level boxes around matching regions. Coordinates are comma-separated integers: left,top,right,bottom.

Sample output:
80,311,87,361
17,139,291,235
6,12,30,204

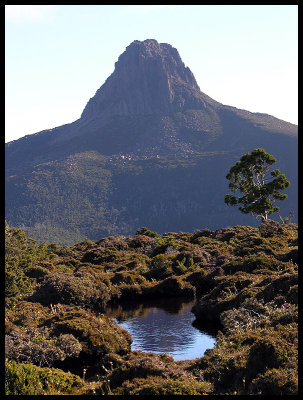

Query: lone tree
224,148,290,220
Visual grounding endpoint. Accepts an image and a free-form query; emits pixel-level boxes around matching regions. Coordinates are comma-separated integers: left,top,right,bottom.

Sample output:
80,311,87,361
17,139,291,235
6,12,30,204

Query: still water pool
105,298,217,361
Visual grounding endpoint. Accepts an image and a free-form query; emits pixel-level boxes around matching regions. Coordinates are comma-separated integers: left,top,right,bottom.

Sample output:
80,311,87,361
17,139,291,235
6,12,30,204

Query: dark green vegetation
5,131,297,247
225,148,290,219
5,220,298,395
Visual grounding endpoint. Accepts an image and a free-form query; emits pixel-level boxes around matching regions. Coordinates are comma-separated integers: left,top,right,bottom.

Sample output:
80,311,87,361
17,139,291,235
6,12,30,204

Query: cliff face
81,39,219,120
5,39,298,244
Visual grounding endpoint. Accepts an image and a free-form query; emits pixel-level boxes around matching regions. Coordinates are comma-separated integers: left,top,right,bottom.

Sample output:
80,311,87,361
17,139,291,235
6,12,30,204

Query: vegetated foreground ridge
5,219,298,395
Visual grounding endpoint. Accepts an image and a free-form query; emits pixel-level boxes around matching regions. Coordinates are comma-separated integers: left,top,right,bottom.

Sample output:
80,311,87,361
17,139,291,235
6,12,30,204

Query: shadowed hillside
5,39,297,245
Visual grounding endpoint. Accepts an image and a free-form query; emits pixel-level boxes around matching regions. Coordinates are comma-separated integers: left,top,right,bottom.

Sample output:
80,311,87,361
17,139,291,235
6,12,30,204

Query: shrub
135,226,159,238
120,376,212,395
36,261,55,271
116,283,144,301
54,264,74,273
5,257,32,302
151,237,181,257
30,271,111,311
256,273,297,303
172,260,188,275
127,235,157,255
81,248,115,264
146,276,196,298
246,337,287,381
97,235,129,250
219,298,268,333
111,271,136,285
172,251,195,270
108,350,207,394
5,326,82,367
5,226,54,305
185,269,215,294
190,229,214,243
5,360,84,395
111,271,146,285
145,253,173,280
24,265,50,281
50,308,132,360
224,254,283,274
259,219,284,237
249,368,298,395
213,228,236,242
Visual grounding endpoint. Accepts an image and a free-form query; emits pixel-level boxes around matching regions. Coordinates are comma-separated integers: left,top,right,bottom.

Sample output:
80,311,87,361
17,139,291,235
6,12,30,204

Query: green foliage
4,223,298,395
123,376,212,395
6,225,52,268
136,226,159,238
249,368,298,395
5,360,84,395
224,254,283,274
152,236,181,256
5,224,54,305
50,307,132,357
5,257,32,301
246,337,286,375
173,259,188,275
147,276,196,298
145,254,173,280
225,148,290,220
172,252,198,275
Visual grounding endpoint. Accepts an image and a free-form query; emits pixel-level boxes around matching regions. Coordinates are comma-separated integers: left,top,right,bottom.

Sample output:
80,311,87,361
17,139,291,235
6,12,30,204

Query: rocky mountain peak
81,39,218,120
5,39,297,243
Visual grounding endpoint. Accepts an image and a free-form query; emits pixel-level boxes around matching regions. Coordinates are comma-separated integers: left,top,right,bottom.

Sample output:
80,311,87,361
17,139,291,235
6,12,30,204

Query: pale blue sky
5,5,298,142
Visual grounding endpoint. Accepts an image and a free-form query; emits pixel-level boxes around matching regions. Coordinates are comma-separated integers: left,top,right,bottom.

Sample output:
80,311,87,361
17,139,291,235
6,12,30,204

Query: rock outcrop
81,39,219,120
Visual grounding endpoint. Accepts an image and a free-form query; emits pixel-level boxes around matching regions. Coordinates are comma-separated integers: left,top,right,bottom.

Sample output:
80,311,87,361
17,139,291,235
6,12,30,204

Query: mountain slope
5,39,297,245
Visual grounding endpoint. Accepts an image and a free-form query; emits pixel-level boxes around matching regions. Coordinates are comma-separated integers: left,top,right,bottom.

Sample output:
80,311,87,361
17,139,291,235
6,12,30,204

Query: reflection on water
105,297,217,361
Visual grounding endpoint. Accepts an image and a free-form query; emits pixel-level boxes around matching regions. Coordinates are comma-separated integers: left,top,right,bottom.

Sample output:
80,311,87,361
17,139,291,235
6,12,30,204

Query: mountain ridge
5,39,297,244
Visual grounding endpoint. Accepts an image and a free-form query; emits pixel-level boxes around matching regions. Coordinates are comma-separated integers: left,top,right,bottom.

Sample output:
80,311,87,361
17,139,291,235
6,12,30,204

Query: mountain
5,39,298,245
